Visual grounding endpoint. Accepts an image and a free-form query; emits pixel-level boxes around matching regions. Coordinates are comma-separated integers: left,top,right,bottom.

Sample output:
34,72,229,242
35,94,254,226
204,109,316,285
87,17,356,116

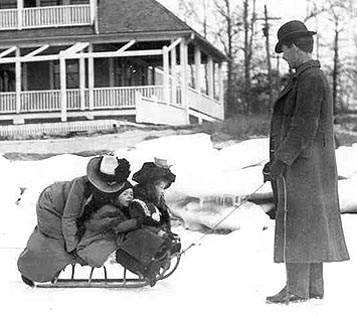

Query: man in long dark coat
263,20,349,304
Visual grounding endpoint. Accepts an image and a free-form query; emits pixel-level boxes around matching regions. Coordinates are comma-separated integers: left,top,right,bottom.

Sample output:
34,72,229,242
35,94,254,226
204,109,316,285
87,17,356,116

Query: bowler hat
87,155,131,193
275,20,316,53
132,158,176,188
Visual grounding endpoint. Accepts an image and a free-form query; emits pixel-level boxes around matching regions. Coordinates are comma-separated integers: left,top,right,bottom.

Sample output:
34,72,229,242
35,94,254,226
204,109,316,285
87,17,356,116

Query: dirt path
0,128,195,159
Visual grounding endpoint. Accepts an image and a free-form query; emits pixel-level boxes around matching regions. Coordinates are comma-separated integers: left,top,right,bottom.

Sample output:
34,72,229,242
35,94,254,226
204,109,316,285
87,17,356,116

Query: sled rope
179,182,266,256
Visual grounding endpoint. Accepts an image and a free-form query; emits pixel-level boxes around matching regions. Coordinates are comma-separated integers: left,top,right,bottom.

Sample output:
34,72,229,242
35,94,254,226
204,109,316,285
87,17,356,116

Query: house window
0,65,15,92
24,0,40,7
71,0,89,4
53,59,79,89
38,1,61,7
0,0,17,9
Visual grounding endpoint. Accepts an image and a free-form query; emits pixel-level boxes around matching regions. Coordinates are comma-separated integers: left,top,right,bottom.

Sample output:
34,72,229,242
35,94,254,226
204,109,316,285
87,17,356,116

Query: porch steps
0,120,122,139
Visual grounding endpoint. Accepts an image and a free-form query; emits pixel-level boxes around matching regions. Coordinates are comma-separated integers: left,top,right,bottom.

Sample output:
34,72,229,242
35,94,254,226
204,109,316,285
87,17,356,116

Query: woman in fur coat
17,155,131,286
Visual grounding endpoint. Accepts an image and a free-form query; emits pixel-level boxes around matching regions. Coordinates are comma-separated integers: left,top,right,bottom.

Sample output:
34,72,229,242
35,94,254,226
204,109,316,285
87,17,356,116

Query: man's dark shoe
265,286,287,302
21,275,34,287
266,291,308,304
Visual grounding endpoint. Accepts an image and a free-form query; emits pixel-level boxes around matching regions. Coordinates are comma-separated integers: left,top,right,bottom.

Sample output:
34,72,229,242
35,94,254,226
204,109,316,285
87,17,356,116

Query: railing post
218,62,224,105
218,62,224,120
180,39,189,124
163,46,170,104
18,0,23,30
15,47,22,115
170,43,177,104
88,44,94,113
194,46,201,94
207,56,214,98
79,53,86,111
59,51,67,122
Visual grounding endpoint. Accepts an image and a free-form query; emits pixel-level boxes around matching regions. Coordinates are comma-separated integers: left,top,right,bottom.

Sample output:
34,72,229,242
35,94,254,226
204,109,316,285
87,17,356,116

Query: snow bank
216,137,269,170
339,175,357,213
336,143,357,179
171,199,272,232
1,134,357,231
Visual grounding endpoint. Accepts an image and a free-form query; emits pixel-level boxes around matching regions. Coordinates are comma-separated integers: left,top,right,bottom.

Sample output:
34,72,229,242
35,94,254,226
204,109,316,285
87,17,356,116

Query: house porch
0,37,224,126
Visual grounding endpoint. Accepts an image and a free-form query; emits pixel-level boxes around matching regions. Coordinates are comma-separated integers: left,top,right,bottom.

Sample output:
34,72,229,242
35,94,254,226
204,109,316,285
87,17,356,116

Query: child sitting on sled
75,180,136,268
115,158,181,287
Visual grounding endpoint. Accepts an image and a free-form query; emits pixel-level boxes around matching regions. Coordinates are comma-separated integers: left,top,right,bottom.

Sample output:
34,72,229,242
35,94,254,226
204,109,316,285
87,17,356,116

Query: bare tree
242,0,257,113
178,0,210,38
305,0,356,113
211,0,243,116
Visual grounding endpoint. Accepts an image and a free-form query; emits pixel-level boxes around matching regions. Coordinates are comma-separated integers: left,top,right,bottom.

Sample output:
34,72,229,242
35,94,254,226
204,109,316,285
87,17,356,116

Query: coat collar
275,60,320,103
293,59,320,78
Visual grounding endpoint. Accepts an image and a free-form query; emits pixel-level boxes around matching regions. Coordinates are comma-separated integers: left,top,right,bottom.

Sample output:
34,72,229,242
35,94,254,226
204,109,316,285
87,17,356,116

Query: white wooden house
0,0,226,126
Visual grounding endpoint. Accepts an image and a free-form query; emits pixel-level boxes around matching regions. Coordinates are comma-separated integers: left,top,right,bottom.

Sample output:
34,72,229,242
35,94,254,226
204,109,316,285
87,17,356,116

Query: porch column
180,40,189,124
15,47,21,115
194,46,201,94
170,44,177,104
88,44,94,112
79,53,86,111
218,62,224,105
207,56,214,98
59,52,67,122
163,46,170,104
90,0,99,34
17,0,23,30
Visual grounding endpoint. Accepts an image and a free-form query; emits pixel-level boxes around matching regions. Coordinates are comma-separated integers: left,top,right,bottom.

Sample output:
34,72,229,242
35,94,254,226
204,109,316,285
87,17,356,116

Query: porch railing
0,92,16,113
0,5,91,30
0,86,166,114
93,86,164,108
0,9,17,30
187,87,223,120
21,90,60,112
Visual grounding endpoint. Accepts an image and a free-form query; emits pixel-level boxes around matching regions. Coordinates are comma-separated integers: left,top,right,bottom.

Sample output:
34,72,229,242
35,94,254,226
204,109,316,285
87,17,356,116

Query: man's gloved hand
270,159,287,179
262,162,272,182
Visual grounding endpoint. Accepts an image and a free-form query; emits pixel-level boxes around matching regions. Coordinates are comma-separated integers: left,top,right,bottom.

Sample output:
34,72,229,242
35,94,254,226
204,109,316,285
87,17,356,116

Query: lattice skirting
0,120,120,138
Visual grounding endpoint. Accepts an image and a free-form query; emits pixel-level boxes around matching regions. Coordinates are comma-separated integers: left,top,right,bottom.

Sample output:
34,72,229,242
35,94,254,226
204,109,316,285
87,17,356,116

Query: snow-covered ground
1,133,357,315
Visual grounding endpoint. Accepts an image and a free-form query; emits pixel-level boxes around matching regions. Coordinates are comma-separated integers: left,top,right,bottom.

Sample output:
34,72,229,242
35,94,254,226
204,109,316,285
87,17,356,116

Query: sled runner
36,245,181,289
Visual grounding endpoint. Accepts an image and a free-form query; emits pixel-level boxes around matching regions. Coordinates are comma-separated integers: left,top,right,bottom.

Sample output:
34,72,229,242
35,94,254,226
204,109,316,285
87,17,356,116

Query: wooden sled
36,252,181,289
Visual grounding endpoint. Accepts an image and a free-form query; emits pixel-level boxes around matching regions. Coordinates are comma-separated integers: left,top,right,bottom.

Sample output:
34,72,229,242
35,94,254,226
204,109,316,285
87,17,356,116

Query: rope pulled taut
179,182,266,256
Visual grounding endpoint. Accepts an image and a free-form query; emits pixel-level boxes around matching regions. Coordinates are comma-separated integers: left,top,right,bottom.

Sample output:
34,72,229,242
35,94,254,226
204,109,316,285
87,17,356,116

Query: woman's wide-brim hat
87,155,130,194
132,158,176,188
275,20,316,53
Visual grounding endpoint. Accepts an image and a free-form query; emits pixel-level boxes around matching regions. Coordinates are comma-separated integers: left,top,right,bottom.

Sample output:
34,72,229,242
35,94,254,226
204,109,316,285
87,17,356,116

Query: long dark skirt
17,227,75,282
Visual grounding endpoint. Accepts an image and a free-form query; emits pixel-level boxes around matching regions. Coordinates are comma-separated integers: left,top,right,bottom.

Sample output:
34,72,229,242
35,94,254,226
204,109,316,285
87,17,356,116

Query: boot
21,275,34,288
266,287,307,304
